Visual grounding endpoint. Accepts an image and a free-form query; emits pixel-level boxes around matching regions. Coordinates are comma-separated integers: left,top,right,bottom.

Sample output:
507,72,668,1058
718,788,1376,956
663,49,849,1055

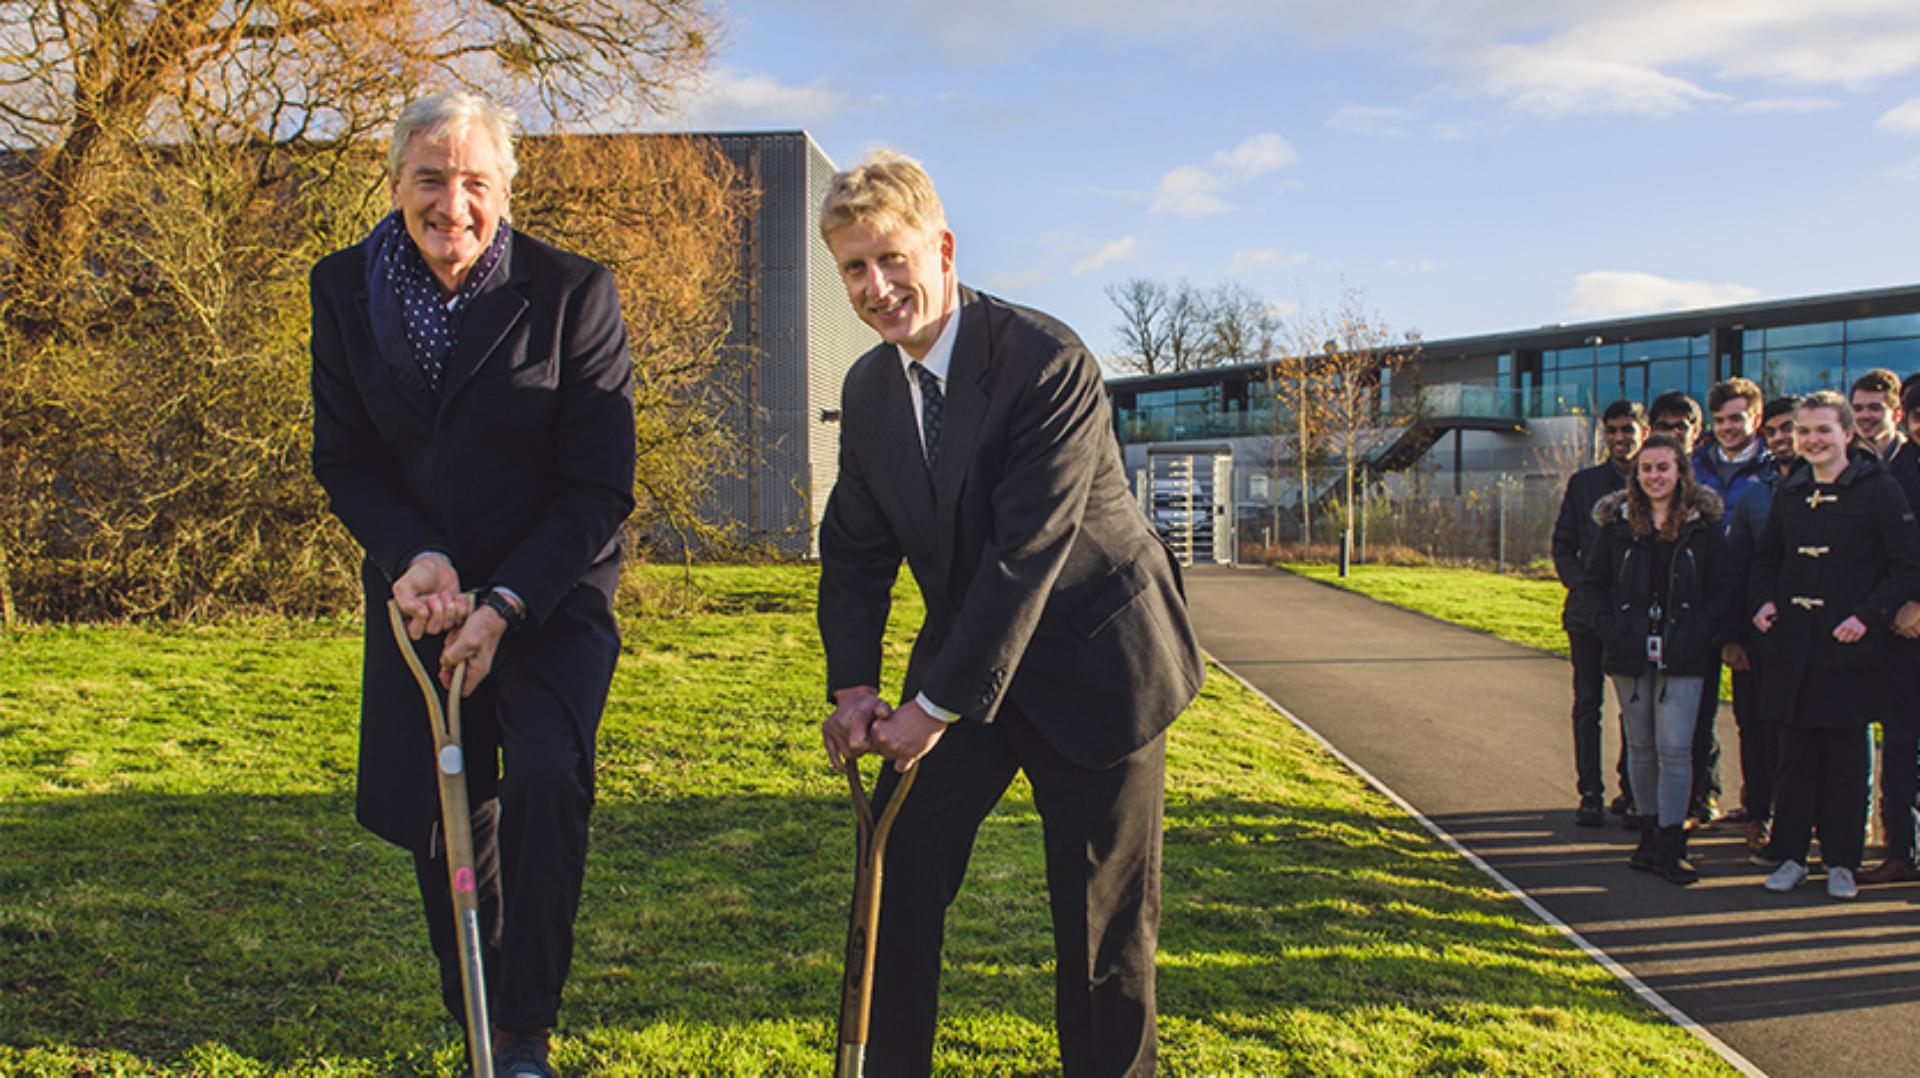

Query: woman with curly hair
1575,432,1737,884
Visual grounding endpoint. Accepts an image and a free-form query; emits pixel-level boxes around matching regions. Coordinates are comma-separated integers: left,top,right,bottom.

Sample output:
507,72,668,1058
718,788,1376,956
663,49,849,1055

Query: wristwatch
477,588,524,631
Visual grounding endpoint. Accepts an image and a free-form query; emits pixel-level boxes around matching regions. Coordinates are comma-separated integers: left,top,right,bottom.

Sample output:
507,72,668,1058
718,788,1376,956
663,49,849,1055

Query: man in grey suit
816,150,1205,1077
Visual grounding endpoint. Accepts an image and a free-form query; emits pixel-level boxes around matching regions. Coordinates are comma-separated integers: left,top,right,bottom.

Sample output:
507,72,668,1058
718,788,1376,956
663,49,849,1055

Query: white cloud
1070,237,1142,277
1328,104,1413,136
779,2,1920,115
1152,133,1299,216
1448,2,1920,118
1568,271,1761,318
1474,43,1727,118
1734,97,1839,114
1878,98,1920,137
1228,248,1308,275
667,68,856,129
1386,258,1437,274
1428,118,1487,141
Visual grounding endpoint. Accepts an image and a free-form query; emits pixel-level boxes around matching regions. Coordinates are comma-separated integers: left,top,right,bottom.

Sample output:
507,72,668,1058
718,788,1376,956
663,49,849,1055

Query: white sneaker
1765,860,1809,892
1828,866,1859,900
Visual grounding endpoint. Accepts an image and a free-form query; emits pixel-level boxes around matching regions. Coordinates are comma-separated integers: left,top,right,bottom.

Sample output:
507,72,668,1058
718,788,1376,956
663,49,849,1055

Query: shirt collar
898,301,961,384
1715,438,1761,465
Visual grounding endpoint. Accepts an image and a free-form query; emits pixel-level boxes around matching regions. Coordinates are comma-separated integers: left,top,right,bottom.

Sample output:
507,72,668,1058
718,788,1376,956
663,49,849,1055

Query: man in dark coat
1722,395,1800,855
1865,380,1920,883
310,91,634,1075
815,150,1205,1077
1551,399,1644,826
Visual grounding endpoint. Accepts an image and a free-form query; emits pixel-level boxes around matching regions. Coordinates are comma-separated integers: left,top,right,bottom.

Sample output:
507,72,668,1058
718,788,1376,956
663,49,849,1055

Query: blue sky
658,1,1920,360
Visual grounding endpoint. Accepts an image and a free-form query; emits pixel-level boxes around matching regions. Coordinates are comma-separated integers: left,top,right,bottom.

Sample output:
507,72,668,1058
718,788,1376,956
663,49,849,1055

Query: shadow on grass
3,790,1704,1072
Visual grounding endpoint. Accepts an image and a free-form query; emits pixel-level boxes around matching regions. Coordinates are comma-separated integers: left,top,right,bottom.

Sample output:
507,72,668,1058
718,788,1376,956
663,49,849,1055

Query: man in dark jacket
1552,399,1644,826
1864,380,1920,883
1691,377,1770,831
310,91,634,1076
815,150,1204,1076
1723,395,1799,854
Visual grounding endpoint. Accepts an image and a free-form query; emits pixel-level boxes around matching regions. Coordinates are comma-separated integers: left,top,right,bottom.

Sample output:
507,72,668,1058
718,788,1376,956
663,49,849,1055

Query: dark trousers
1771,724,1872,871
1690,663,1723,807
412,669,593,1032
1567,628,1631,801
1730,665,1774,821
867,705,1165,1078
1882,646,1920,864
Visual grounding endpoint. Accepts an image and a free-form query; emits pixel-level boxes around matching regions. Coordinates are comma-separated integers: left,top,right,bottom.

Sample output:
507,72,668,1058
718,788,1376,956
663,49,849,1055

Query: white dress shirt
898,301,960,455
898,306,963,724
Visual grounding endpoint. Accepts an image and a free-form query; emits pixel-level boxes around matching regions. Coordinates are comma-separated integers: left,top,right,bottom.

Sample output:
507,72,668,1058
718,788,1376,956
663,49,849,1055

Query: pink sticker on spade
454,867,476,893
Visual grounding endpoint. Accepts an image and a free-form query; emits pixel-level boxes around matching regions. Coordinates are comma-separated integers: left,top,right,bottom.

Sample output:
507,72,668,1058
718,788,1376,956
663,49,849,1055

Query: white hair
387,91,520,184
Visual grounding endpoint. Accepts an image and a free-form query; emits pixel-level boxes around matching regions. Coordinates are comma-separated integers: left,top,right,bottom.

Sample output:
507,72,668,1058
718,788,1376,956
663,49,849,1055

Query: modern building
1107,284,1920,563
703,131,876,556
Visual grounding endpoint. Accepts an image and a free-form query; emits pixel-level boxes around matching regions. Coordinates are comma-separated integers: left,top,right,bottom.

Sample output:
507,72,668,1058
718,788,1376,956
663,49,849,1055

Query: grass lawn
1,565,1729,1075
1283,563,1572,655
1282,563,1740,703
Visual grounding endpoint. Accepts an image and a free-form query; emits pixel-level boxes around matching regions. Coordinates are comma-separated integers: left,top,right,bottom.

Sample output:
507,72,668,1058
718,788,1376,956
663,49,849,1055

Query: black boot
1657,824,1698,885
1629,819,1658,872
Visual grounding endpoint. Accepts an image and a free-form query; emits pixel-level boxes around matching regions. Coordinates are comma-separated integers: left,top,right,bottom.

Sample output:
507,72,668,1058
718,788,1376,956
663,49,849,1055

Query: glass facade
1108,297,1920,447
1746,317,1920,398
1541,335,1716,416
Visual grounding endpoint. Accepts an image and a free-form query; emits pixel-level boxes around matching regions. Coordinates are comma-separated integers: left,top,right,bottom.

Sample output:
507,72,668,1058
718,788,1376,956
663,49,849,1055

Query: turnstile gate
1140,450,1233,566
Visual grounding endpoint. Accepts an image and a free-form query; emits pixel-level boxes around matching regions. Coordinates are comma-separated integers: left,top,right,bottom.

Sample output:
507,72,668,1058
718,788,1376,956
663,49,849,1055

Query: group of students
1552,369,1920,899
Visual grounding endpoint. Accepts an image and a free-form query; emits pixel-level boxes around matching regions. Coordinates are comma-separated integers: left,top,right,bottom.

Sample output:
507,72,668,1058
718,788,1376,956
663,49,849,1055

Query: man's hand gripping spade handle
387,600,494,1078
835,756,921,1078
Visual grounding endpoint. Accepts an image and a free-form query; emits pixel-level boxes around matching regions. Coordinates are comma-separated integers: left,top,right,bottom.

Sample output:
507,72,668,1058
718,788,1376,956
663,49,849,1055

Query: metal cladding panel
804,137,882,557
703,133,817,554
679,132,876,558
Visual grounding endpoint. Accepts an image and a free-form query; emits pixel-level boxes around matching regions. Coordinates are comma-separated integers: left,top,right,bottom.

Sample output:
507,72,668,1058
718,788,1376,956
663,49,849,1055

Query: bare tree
1267,338,1328,544
0,1,738,621
1206,281,1275,366
0,0,716,340
1105,278,1168,374
1298,287,1420,573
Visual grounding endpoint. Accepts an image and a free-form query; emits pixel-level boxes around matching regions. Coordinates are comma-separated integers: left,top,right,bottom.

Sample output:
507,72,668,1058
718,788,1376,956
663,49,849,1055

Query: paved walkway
1185,565,1920,1078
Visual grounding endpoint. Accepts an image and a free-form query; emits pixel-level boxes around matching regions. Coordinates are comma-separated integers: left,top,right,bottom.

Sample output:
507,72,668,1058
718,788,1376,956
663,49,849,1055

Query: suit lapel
437,235,530,408
354,283,435,422
931,290,989,571
869,353,940,562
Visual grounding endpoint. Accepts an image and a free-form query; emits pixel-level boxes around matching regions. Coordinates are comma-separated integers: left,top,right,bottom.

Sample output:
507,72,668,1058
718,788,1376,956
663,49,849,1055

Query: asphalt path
1185,565,1920,1078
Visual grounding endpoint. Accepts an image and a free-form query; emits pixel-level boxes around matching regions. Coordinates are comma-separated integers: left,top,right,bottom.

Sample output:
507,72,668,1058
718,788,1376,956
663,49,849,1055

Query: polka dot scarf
364,211,510,393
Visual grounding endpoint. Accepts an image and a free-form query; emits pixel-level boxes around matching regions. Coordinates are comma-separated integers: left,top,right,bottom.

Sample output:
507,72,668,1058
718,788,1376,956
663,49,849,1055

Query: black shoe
1629,820,1658,872
1621,809,1642,831
1657,824,1698,885
1576,796,1605,828
1608,794,1630,816
497,1033,557,1078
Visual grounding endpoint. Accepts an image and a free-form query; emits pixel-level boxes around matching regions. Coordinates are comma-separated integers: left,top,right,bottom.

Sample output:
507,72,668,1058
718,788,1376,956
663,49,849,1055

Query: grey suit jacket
818,287,1204,769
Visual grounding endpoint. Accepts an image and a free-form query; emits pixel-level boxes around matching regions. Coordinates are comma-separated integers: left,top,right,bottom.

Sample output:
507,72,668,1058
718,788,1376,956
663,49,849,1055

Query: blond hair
819,149,947,243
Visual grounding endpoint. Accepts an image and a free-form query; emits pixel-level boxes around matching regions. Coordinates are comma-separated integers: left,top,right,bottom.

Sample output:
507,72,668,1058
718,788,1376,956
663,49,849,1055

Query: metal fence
1235,466,1569,571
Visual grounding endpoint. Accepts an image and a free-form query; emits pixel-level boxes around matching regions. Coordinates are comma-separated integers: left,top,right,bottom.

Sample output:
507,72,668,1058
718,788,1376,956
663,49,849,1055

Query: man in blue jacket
1690,379,1770,828
1865,379,1920,883
1724,395,1799,854
1551,400,1645,826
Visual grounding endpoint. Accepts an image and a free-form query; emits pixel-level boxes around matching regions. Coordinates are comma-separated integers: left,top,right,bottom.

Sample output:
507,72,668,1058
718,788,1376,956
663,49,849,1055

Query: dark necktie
913,363,944,468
